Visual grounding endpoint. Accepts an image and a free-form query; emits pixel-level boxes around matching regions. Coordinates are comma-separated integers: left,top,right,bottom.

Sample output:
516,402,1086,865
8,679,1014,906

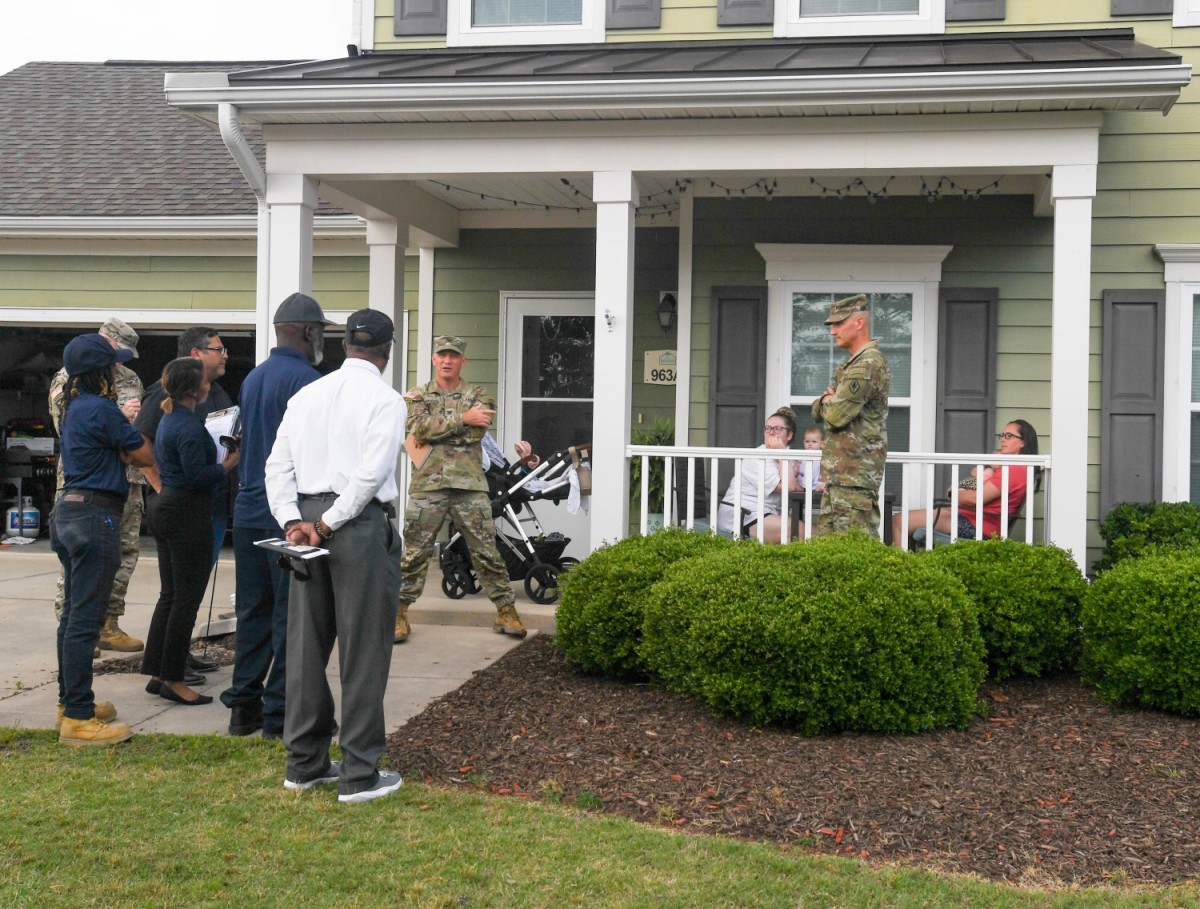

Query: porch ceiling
164,29,1189,127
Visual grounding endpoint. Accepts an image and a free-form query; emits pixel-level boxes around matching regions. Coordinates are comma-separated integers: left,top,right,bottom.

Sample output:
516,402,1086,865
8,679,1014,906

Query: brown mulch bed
93,634,236,675
387,634,1200,888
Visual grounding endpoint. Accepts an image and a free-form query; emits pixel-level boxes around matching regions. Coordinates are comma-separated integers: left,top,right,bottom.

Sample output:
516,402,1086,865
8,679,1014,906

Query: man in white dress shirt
265,309,406,804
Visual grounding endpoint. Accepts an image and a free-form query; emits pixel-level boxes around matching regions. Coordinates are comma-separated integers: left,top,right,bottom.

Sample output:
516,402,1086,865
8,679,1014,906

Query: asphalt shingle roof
0,61,286,217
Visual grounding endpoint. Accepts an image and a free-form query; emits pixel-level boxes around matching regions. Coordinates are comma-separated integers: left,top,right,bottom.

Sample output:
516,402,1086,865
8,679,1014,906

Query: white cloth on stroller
566,466,589,515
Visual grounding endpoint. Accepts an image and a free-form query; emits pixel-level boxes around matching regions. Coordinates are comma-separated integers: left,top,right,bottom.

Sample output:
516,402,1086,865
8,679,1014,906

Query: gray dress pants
284,496,401,795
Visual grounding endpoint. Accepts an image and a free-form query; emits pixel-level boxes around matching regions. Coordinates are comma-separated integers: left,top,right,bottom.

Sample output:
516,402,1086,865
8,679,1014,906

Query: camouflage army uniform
398,379,515,609
49,364,147,622
811,340,890,536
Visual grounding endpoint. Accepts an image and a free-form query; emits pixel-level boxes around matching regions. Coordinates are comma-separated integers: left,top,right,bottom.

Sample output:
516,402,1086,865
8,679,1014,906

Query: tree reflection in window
521,315,594,399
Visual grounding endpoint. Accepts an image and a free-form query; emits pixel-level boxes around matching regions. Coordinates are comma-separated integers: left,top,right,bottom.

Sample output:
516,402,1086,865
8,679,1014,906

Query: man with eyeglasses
134,326,234,678
811,294,890,537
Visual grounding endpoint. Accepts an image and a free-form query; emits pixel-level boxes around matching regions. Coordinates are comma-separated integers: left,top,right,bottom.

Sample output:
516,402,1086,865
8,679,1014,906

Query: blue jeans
221,527,291,732
51,498,122,719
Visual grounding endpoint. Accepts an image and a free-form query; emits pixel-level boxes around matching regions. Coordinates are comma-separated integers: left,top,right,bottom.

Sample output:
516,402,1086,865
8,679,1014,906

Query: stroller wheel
441,576,467,599
466,572,482,594
557,556,580,573
524,563,560,605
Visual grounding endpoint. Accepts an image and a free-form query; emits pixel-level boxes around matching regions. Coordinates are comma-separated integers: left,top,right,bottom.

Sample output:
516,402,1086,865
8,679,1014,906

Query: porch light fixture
657,292,677,333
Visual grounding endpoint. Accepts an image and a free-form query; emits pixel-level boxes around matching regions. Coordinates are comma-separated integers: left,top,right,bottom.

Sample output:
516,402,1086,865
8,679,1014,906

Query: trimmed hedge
1081,547,1200,715
925,539,1086,681
1094,501,1200,574
640,534,986,734
555,528,736,679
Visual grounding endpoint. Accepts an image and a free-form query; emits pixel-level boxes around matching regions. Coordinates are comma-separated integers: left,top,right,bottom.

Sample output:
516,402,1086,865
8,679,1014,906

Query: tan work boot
56,701,117,730
98,616,144,652
59,716,134,747
394,605,410,644
493,604,527,638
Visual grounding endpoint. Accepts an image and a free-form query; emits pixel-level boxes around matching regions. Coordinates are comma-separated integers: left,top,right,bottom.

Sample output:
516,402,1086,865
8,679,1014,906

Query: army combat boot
394,604,410,643
493,604,527,638
98,616,144,652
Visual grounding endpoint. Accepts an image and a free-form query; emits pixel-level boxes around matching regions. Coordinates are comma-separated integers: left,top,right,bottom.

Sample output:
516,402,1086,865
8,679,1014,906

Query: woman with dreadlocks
52,333,155,746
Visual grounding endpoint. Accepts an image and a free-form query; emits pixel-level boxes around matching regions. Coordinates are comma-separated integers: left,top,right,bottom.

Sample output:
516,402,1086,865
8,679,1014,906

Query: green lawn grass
1,728,1195,909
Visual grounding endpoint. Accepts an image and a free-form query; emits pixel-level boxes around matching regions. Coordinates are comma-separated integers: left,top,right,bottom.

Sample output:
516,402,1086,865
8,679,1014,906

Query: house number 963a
650,368,676,382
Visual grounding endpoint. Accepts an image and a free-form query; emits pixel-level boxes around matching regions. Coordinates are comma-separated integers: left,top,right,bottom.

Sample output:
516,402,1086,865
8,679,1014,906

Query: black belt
60,488,126,512
299,493,396,520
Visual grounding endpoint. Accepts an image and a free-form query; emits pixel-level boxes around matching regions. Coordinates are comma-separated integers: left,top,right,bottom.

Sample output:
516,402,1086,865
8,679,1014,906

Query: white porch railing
628,445,1053,549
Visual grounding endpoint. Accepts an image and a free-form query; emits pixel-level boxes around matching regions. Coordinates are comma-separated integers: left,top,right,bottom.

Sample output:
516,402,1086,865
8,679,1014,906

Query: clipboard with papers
253,537,330,560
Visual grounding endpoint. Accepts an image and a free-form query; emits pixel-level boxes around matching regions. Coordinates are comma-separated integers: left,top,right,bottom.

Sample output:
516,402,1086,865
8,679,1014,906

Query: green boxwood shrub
1094,501,1200,573
1081,548,1200,715
555,527,736,679
640,534,986,734
925,538,1086,681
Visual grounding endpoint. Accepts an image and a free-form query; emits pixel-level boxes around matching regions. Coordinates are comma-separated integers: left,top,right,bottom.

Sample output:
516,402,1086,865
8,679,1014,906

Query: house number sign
644,350,677,385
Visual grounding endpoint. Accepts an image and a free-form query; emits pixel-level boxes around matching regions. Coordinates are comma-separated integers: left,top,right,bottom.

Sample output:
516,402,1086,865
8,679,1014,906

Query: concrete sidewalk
0,535,556,736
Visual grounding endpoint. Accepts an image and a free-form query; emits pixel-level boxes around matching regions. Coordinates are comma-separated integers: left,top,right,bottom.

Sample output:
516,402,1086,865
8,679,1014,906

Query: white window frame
446,0,604,46
756,244,951,465
1156,244,1200,500
774,0,943,37
1176,0,1200,27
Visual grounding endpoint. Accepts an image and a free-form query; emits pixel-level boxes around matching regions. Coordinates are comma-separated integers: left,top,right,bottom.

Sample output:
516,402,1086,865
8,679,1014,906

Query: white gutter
219,102,273,361
0,215,364,240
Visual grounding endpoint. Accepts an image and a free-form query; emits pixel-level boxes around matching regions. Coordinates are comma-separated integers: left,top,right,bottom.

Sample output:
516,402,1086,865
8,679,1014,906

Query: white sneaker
283,760,342,791
338,770,403,804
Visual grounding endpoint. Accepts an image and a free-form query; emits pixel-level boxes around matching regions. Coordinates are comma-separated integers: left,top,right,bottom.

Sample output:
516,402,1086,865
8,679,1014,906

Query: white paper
205,406,239,461
253,537,329,560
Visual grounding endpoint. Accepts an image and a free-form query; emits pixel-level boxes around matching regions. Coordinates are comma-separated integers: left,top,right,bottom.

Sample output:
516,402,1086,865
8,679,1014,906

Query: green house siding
428,227,677,423
0,254,372,314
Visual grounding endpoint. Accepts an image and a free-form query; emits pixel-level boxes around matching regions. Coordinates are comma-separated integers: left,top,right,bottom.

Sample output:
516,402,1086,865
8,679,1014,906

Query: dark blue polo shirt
156,407,226,495
59,392,145,496
233,347,321,530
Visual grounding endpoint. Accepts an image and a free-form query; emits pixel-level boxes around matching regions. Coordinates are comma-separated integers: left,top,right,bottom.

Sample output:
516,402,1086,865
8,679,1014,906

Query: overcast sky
1,1,353,76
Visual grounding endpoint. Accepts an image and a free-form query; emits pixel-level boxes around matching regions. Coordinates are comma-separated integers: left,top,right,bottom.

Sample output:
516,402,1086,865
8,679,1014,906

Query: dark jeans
142,487,213,682
51,498,122,719
220,527,290,732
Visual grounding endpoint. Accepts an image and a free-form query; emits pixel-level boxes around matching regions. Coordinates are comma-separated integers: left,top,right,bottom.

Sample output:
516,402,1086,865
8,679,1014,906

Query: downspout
219,102,273,363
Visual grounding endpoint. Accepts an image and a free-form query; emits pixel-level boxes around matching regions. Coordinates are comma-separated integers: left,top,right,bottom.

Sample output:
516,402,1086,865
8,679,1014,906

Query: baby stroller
438,443,590,605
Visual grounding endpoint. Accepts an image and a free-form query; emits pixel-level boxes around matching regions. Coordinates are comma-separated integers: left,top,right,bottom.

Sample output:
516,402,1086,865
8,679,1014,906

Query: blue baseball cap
63,333,134,377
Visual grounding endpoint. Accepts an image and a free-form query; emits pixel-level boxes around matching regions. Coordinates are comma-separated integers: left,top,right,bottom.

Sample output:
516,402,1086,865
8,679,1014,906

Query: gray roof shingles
0,61,283,218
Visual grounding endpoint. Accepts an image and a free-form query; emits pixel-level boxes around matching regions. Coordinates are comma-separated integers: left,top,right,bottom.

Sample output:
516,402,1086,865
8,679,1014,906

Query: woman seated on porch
891,419,1041,546
716,407,801,543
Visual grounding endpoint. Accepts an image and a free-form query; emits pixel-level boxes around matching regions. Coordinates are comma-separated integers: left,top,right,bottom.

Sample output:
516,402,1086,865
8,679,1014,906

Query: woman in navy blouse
142,358,239,705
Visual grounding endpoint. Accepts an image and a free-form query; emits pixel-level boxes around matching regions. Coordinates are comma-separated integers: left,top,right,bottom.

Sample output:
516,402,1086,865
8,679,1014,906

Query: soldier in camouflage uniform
48,318,147,652
811,295,890,537
397,335,526,641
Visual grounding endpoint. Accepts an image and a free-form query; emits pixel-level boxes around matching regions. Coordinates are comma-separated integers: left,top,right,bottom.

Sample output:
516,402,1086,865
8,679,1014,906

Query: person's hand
286,522,321,547
221,448,240,472
765,434,786,451
814,482,826,493
119,398,140,422
463,404,495,428
514,440,540,467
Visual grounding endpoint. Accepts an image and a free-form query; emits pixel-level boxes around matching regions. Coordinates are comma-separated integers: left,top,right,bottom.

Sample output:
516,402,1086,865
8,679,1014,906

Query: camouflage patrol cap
434,335,466,355
823,294,869,325
99,317,139,357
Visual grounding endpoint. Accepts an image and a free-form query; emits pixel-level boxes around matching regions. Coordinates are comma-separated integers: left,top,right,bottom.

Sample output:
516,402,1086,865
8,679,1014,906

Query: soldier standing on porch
811,294,890,537
396,335,527,643
48,318,148,653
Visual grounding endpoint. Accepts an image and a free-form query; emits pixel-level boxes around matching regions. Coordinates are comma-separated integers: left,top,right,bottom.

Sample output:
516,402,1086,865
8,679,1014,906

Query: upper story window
1177,0,1200,26
776,0,943,36
448,0,603,43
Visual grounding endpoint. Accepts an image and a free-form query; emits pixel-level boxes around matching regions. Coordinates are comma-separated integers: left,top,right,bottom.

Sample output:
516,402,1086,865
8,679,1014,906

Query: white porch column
416,246,436,385
366,217,408,391
591,171,639,548
674,192,694,443
264,174,317,359
1050,164,1096,573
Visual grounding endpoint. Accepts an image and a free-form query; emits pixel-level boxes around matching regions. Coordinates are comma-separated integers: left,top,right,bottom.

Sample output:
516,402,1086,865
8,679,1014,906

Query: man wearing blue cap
222,293,333,739
52,333,156,746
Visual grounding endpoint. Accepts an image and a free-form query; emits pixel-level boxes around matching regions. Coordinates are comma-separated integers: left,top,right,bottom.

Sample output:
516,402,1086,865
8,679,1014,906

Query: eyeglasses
202,346,228,356
763,425,788,435
997,431,1023,441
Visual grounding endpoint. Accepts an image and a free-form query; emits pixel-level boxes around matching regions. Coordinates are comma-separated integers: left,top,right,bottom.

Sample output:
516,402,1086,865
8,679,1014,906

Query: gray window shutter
936,288,998,490
717,0,773,26
1100,289,1165,519
395,0,447,36
710,286,768,496
945,0,1005,20
1111,0,1172,15
608,0,660,28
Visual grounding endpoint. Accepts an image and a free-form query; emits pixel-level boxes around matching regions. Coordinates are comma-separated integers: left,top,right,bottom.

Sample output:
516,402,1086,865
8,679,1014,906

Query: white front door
501,294,594,557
